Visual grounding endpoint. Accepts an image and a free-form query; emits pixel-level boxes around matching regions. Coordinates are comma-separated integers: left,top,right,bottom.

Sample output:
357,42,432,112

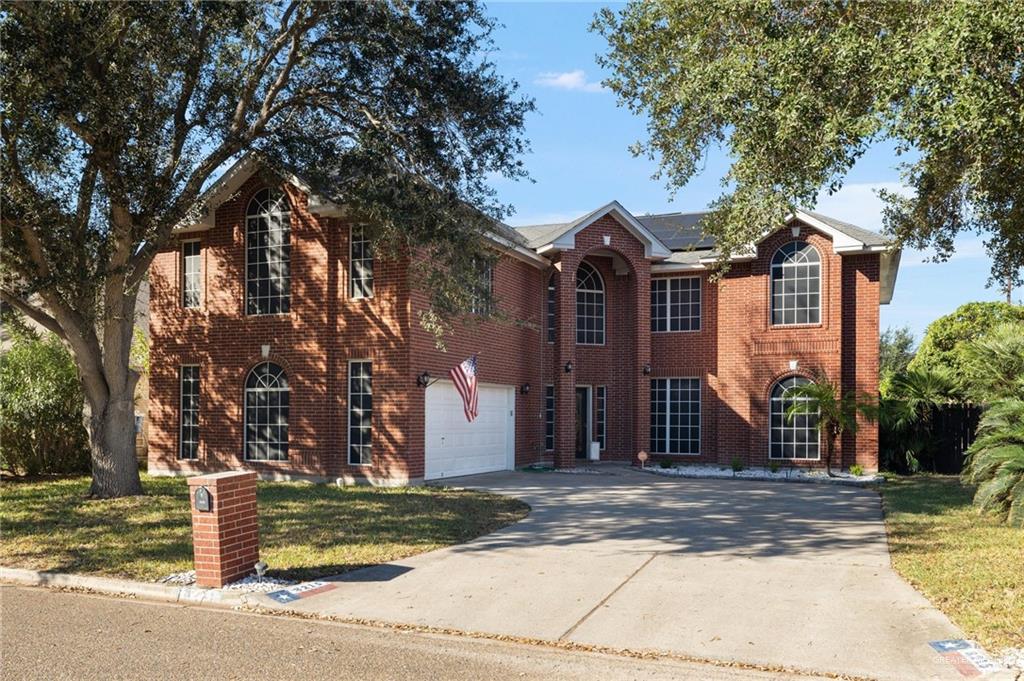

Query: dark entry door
575,387,589,459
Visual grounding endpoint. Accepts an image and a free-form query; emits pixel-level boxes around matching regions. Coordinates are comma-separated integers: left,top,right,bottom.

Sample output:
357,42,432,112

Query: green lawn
0,475,529,582
880,475,1024,652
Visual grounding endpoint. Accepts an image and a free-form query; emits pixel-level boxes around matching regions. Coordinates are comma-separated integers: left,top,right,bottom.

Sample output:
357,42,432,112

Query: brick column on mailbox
187,471,259,588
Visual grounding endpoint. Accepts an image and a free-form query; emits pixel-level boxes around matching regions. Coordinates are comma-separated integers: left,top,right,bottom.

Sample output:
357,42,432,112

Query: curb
636,467,885,488
0,566,257,609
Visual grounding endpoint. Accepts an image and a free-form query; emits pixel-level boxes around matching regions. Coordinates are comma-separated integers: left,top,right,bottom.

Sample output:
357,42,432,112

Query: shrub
769,461,780,474
0,328,90,476
659,459,672,469
879,367,959,473
962,400,1024,527
849,464,864,476
731,457,743,472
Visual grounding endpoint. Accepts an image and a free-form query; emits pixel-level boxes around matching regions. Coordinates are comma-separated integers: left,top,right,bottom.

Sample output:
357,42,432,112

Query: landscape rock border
639,464,884,488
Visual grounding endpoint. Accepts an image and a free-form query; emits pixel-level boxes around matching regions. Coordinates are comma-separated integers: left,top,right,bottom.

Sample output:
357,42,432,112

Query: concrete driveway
256,468,964,681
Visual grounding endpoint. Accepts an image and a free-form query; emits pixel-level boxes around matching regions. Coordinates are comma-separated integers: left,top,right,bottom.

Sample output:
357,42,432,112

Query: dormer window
770,241,820,325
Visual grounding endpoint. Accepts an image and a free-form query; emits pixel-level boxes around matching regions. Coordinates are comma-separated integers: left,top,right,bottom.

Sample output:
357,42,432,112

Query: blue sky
484,2,1013,342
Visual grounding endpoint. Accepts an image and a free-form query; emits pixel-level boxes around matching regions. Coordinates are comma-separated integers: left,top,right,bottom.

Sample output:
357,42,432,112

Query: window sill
651,328,702,334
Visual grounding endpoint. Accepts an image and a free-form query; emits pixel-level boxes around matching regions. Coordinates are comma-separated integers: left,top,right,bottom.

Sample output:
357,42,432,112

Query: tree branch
0,289,63,337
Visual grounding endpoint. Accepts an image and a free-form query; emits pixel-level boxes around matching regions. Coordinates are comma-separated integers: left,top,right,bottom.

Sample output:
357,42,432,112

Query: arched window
546,273,556,343
576,261,605,345
246,188,291,315
244,362,289,461
771,241,820,325
769,376,819,460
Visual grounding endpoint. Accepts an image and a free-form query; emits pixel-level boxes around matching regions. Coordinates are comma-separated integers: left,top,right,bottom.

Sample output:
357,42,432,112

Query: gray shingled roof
510,207,887,254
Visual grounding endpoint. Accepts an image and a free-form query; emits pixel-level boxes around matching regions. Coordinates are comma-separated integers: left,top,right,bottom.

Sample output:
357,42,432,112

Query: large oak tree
1,1,532,497
595,0,1023,287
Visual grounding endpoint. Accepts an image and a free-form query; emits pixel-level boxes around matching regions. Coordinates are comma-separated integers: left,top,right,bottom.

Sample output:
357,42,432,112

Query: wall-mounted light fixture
520,383,531,395
261,344,270,359
564,361,574,373
791,224,801,238
416,371,431,388
643,363,652,375
789,359,799,371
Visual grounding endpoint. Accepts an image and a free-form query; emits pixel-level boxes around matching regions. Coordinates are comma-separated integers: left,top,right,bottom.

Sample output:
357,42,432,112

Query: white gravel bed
998,648,1024,672
157,569,296,593
641,463,882,485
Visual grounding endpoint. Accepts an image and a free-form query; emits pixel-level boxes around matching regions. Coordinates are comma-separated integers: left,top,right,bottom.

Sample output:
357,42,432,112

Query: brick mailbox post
187,471,260,588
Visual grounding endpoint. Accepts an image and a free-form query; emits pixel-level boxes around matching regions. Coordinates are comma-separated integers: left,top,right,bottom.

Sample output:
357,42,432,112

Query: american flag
449,355,479,423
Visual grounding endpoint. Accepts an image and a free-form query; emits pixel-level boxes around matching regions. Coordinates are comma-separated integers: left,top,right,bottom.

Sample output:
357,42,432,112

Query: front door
575,387,590,459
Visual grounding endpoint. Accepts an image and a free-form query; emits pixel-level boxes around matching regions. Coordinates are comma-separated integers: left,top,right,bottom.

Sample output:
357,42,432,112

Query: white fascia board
651,262,707,273
538,201,672,260
485,232,550,267
879,249,901,304
788,211,864,251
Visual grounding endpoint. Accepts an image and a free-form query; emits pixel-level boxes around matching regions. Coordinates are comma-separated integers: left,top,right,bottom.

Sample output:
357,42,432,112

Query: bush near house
0,328,90,476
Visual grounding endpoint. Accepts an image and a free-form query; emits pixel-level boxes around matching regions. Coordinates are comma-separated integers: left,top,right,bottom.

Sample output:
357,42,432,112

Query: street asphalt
1,586,824,680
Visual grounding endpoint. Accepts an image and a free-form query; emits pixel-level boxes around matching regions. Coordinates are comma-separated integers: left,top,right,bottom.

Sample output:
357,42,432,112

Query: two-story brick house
149,154,900,484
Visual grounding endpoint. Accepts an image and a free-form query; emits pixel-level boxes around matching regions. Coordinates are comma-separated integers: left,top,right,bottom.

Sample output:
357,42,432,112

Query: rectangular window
179,365,199,460
350,225,374,299
471,261,493,316
546,276,556,344
595,386,606,450
348,360,372,465
649,378,701,455
651,277,700,332
544,385,555,451
181,241,201,308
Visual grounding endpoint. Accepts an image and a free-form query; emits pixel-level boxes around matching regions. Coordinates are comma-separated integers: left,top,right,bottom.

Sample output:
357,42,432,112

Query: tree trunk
825,435,835,477
85,381,143,498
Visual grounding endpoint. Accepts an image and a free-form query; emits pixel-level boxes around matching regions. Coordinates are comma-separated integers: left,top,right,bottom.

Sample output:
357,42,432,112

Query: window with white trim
769,376,820,459
350,225,373,299
771,241,820,325
181,241,201,308
576,261,604,345
348,360,373,465
650,378,700,454
245,188,291,315
244,362,289,461
546,273,556,343
651,276,700,332
595,386,606,450
544,385,554,451
179,365,199,460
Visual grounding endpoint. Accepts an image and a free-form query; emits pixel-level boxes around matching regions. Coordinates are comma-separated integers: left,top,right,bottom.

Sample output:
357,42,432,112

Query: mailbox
194,485,212,512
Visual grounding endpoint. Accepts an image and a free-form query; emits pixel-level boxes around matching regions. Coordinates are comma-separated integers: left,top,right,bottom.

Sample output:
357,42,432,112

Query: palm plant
880,368,960,473
962,400,1024,527
785,374,877,477
960,322,1024,527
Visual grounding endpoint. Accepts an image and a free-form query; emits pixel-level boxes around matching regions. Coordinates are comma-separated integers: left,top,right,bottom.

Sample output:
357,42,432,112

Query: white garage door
425,381,515,480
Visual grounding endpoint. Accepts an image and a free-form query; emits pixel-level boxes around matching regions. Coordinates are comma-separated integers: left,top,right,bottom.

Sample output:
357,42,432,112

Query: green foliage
0,329,90,476
962,400,1024,528
909,303,1024,389
659,459,672,469
769,461,780,474
958,322,1024,403
785,373,876,476
849,464,864,477
730,457,743,472
879,368,960,473
879,326,915,397
595,2,1024,286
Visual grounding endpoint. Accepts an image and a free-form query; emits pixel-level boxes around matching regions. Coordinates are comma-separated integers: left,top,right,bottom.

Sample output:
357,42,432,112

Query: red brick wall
149,176,881,479
188,470,259,588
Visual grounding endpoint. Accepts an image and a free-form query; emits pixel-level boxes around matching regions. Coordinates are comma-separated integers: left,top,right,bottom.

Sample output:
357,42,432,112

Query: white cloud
534,69,606,93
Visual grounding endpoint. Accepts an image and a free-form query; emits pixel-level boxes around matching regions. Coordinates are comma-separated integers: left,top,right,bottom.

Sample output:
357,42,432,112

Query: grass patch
0,475,529,582
880,474,1024,651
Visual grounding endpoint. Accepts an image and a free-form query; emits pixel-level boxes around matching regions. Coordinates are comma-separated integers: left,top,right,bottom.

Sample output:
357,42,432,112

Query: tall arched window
769,376,819,460
576,261,605,345
244,362,289,461
546,273,556,343
246,188,291,315
771,241,820,325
